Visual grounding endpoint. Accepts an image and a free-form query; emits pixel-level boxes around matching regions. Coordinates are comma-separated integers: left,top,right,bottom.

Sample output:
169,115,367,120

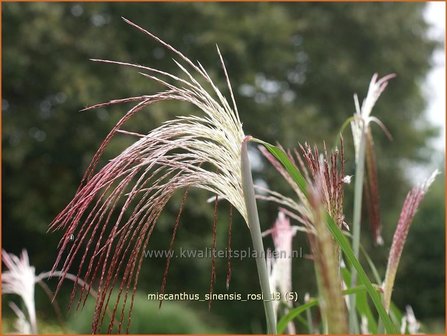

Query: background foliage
2,2,444,333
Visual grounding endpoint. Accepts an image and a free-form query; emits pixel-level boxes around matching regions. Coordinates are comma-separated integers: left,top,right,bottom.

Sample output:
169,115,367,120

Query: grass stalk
304,294,314,333
314,264,329,333
349,121,367,333
241,137,276,334
311,199,348,334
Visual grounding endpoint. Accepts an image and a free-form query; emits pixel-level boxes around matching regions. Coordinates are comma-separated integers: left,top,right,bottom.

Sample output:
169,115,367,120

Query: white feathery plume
2,249,97,334
351,73,395,163
2,250,37,334
47,18,279,334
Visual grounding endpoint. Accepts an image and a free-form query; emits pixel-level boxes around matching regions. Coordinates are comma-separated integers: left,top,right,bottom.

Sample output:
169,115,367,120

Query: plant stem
349,122,367,333
241,137,277,334
312,204,348,334
314,266,329,334
383,265,398,313
304,294,314,334
28,295,38,334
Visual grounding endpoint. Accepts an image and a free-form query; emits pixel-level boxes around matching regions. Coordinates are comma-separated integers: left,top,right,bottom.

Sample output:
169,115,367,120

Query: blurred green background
2,2,445,334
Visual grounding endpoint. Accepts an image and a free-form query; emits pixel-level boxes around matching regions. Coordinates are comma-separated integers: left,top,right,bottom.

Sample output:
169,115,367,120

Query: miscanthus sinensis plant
49,18,275,334
256,74,438,334
263,210,300,334
49,18,439,335
2,249,95,334
259,140,349,334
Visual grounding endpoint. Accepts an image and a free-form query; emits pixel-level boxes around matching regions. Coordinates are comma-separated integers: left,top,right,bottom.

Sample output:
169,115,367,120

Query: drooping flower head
49,19,248,333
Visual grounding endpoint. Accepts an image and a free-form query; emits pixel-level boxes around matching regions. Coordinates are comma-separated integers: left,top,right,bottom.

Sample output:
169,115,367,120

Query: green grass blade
277,286,369,334
341,264,378,333
325,213,398,334
277,300,318,334
341,230,382,284
295,314,309,329
252,139,308,195
255,141,397,334
333,115,356,149
360,244,382,284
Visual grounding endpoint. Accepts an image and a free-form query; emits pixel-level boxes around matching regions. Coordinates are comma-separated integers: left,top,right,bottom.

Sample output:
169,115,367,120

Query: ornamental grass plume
348,73,394,330
2,249,93,334
263,210,299,334
350,73,395,246
382,170,439,312
49,18,276,334
259,140,347,232
259,141,348,333
299,141,346,231
2,250,37,334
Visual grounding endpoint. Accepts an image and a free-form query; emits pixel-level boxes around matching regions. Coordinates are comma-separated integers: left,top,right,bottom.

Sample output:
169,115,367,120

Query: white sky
424,2,446,153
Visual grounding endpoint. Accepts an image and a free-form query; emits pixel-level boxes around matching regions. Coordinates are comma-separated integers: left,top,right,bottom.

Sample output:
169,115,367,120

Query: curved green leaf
277,286,369,334
258,142,398,334
277,300,318,334
325,213,398,334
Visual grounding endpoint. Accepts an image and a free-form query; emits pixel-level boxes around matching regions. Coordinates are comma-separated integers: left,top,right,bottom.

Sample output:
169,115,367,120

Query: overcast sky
424,2,445,153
